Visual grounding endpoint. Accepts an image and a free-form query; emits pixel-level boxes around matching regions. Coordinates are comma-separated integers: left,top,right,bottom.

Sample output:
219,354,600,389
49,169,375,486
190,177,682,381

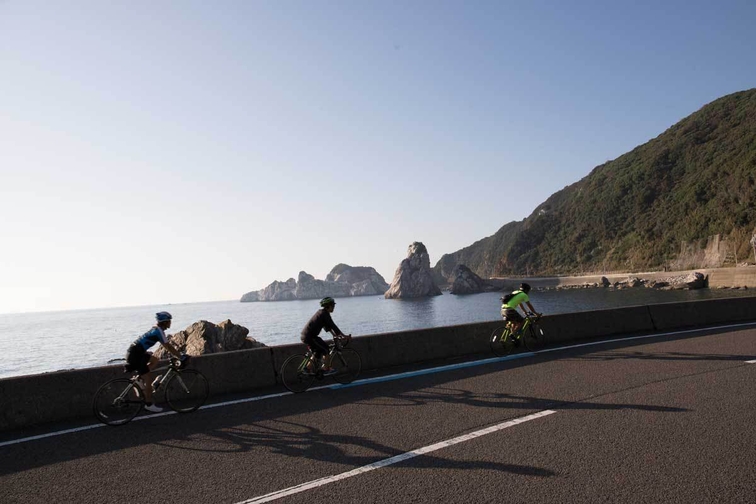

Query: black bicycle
490,312,545,356
281,335,362,393
93,356,209,426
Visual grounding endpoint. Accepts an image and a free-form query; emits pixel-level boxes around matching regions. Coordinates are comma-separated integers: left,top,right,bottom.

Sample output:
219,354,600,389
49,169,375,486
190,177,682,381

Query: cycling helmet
320,297,336,307
519,283,531,293
155,311,173,322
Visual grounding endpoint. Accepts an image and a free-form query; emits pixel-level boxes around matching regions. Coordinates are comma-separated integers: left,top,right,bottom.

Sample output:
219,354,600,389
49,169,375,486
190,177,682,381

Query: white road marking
235,410,557,504
2,320,755,448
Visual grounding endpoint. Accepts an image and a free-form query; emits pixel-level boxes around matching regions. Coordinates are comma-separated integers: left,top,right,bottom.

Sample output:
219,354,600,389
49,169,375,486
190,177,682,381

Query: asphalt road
2,323,756,503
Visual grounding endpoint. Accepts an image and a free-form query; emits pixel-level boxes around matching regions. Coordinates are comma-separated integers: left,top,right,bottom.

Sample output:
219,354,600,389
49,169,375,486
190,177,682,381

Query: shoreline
490,266,756,290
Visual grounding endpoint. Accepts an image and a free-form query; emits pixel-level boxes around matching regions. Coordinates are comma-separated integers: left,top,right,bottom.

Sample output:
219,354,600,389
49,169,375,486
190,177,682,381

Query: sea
1,287,755,380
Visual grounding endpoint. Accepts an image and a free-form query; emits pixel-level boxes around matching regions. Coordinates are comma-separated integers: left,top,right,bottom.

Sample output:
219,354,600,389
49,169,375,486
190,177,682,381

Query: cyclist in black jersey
300,297,351,374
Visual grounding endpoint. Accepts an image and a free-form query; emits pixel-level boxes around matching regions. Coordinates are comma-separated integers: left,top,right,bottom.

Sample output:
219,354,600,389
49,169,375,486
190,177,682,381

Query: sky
1,0,755,314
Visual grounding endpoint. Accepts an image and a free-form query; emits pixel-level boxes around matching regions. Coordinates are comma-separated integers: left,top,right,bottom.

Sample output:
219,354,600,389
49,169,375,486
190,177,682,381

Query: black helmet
519,283,531,293
320,297,336,307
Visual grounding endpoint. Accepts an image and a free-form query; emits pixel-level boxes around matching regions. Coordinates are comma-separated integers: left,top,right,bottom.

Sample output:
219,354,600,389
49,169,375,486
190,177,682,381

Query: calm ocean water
1,288,754,379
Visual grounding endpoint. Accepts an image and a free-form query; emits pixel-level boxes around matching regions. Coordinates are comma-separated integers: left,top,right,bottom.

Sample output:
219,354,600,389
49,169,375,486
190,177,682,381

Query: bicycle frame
300,337,349,374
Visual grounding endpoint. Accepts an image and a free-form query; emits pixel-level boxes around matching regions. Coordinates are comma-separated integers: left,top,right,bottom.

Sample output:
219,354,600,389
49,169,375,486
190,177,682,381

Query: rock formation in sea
385,242,443,299
154,319,266,358
240,264,389,302
449,264,498,295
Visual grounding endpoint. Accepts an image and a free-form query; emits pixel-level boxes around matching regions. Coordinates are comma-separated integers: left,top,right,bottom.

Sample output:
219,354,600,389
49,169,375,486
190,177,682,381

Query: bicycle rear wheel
523,323,545,352
331,348,361,384
490,326,516,356
281,354,315,393
93,378,144,426
164,369,209,413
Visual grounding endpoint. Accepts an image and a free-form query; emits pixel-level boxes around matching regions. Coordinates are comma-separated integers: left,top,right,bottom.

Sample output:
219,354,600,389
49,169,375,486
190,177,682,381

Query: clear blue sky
1,0,755,313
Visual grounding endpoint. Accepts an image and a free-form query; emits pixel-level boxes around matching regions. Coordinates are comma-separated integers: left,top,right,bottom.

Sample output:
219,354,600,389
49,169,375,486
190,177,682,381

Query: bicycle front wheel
331,349,361,384
281,354,315,393
165,369,209,413
490,326,516,356
523,323,545,352
93,378,144,426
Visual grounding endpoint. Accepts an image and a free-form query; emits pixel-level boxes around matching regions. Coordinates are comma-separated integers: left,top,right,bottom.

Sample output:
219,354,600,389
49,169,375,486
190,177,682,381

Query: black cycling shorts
301,335,329,358
502,308,524,323
125,345,152,375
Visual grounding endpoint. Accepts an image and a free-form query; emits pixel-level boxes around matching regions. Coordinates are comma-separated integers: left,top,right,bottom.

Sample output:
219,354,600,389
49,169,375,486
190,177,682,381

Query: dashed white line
235,410,557,504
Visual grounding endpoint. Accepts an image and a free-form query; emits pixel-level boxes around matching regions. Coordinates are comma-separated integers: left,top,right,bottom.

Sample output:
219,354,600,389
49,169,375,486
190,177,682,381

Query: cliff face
433,89,756,280
240,264,389,302
385,242,442,299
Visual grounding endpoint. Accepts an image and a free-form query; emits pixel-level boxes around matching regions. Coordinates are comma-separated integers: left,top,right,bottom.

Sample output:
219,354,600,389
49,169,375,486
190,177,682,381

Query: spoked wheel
93,378,144,426
490,326,516,356
330,349,361,384
164,369,209,413
523,324,545,352
281,354,316,393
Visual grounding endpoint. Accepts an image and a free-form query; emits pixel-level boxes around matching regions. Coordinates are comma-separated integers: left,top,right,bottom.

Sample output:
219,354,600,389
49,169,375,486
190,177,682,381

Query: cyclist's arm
160,341,182,359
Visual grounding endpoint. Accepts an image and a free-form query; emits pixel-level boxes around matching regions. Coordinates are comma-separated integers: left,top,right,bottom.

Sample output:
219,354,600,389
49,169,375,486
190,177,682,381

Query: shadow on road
1,324,752,478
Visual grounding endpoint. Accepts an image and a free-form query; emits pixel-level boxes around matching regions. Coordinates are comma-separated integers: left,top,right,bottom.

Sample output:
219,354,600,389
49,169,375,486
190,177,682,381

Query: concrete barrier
539,305,655,344
648,296,756,331
1,297,755,432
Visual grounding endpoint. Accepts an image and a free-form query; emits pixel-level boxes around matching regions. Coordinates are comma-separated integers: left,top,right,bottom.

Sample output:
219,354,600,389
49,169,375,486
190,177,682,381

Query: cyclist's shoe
321,367,338,376
144,403,164,413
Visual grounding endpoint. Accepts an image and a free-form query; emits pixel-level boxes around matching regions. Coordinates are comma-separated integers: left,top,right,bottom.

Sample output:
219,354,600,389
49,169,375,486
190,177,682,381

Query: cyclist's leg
504,308,524,335
137,352,158,406
127,346,156,403
307,336,330,370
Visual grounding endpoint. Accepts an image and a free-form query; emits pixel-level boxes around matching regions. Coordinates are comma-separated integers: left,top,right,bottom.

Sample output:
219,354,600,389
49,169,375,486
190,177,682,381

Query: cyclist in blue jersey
125,311,183,412
500,283,541,337
301,297,351,375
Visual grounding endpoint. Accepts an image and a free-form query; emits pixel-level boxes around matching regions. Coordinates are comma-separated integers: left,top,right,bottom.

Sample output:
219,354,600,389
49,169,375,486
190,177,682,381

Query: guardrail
1,296,755,432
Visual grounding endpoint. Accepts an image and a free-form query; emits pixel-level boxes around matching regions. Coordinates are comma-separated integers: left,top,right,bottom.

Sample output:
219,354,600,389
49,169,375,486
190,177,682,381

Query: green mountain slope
435,89,756,279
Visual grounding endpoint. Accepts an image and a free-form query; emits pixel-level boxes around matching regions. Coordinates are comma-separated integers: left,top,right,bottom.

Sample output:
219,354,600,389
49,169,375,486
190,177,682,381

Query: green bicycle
490,312,545,356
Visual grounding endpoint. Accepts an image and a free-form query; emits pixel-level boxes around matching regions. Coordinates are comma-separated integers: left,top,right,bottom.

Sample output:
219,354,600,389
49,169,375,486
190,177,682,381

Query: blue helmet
156,311,173,322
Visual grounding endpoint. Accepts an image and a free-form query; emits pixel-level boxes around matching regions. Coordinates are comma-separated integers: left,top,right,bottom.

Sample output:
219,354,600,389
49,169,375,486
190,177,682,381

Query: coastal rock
683,271,707,289
385,242,443,299
242,278,297,302
627,277,644,288
449,264,492,295
154,319,266,358
326,264,390,294
600,276,610,287
241,265,389,302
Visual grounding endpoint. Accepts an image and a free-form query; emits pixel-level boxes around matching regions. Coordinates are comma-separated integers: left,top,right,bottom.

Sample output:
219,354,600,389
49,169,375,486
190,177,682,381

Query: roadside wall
2,297,755,433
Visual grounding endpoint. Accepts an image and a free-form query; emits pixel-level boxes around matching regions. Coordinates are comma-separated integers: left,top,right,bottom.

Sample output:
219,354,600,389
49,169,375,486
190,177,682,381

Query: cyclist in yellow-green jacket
500,283,541,337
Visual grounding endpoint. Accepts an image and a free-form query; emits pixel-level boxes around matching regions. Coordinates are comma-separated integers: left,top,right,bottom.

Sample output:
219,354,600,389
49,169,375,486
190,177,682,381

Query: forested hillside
434,89,756,280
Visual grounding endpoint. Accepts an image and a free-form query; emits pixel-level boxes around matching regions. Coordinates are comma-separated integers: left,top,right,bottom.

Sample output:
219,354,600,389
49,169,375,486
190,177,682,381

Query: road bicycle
93,356,209,426
281,335,362,393
490,312,545,356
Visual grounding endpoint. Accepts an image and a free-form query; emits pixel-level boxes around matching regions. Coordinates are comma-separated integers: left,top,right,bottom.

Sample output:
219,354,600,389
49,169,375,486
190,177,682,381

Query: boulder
385,242,443,299
627,276,643,288
683,271,707,289
154,319,266,358
449,264,490,295
600,276,610,287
